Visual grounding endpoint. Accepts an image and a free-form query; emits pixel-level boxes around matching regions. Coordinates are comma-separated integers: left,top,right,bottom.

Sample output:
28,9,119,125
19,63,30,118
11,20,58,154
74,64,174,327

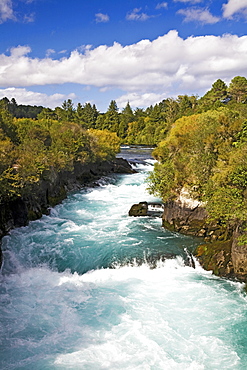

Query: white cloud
1,31,247,107
0,0,35,23
222,0,247,18
9,45,31,57
126,8,152,21
95,13,109,23
173,0,202,3
156,2,168,10
23,12,35,23
0,87,76,108
116,92,167,109
0,0,16,23
177,7,220,24
46,49,56,58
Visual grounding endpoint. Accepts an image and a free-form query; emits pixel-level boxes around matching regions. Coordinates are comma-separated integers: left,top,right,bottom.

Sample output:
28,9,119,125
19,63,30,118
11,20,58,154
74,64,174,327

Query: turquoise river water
1,147,247,369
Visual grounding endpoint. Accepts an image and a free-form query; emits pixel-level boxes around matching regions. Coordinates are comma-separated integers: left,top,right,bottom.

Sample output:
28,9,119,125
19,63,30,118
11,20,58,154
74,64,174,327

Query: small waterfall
184,247,196,269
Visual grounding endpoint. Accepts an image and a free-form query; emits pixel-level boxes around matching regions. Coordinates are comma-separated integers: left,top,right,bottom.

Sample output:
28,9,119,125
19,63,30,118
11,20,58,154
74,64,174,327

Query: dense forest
0,106,120,203
1,75,247,217
0,97,43,119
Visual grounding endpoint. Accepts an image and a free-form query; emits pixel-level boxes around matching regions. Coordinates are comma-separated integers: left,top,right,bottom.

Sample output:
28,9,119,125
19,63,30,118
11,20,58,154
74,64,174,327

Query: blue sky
0,0,247,112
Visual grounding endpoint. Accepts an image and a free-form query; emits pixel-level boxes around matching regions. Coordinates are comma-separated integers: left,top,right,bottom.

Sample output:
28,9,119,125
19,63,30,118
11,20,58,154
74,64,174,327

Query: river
1,147,247,369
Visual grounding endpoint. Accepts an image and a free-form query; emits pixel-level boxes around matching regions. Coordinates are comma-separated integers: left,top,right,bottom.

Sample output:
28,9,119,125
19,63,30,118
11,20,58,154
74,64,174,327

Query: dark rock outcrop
196,239,234,278
129,202,164,217
160,198,247,282
129,202,148,216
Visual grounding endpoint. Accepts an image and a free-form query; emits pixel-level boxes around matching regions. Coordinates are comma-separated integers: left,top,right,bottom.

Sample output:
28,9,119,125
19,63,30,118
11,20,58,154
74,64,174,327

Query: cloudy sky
0,0,247,111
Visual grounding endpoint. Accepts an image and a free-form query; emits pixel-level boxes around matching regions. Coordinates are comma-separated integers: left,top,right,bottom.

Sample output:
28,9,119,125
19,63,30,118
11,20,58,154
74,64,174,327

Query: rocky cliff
161,198,247,283
0,158,134,266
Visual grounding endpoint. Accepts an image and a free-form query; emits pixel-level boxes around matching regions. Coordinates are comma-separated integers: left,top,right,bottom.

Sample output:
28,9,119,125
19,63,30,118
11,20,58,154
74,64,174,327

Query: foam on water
1,153,247,369
1,260,246,369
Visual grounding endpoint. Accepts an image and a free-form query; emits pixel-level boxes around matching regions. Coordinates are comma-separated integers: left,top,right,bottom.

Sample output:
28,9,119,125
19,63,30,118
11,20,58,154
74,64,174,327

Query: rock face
161,198,247,282
162,200,208,237
231,231,247,281
129,202,148,216
0,158,134,265
196,240,234,278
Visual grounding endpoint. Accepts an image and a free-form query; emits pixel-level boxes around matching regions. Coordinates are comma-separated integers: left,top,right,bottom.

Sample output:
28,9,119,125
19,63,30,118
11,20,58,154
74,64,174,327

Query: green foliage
199,79,228,110
148,106,247,226
0,97,43,119
99,100,120,132
76,102,99,128
118,102,135,139
88,129,120,161
0,103,19,144
0,108,121,202
0,168,23,200
147,160,176,201
61,99,76,122
228,76,247,103
37,108,58,121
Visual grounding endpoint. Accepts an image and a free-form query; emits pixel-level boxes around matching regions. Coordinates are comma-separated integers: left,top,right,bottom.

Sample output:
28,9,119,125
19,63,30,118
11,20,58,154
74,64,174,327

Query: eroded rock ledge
0,158,134,267
161,199,247,283
129,195,247,283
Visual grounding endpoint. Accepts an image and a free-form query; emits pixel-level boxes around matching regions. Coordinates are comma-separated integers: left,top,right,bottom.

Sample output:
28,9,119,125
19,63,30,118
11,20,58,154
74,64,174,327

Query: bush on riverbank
0,113,120,203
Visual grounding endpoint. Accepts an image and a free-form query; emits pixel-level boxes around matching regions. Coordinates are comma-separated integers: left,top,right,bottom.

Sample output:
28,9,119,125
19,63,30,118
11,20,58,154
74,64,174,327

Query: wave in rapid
1,258,246,369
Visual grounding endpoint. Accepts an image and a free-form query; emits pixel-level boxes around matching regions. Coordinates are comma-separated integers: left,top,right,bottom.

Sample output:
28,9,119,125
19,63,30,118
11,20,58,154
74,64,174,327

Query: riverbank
0,157,134,267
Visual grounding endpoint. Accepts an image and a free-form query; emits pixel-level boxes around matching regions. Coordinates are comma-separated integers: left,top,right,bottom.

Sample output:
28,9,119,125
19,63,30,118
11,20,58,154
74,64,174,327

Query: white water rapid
1,147,247,370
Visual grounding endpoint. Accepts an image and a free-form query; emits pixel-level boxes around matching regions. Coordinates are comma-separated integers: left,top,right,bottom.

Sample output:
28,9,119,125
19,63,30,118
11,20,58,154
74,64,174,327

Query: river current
1,147,247,369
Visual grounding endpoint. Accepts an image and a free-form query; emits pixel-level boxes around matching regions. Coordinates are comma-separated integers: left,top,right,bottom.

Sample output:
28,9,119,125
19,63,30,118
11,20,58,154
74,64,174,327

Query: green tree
228,76,247,103
61,99,76,121
77,102,99,128
102,100,120,132
118,102,135,139
37,108,58,121
88,129,120,161
198,79,228,111
148,108,243,203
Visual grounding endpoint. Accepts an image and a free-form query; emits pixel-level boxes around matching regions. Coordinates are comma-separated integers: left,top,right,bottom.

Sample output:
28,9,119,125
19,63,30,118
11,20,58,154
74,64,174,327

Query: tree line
1,76,247,147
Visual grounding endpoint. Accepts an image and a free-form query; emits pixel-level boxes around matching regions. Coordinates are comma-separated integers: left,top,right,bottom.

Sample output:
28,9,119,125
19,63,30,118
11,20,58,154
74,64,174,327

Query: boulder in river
129,202,148,216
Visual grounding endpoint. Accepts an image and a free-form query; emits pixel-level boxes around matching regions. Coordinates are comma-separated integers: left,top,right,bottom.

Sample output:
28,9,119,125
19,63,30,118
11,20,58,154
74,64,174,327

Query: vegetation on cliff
147,77,247,253
0,108,120,203
148,106,247,223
